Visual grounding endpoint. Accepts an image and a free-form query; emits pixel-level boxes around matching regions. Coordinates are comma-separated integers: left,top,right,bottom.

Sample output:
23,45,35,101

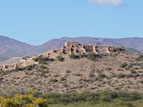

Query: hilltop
0,36,143,60
0,42,143,94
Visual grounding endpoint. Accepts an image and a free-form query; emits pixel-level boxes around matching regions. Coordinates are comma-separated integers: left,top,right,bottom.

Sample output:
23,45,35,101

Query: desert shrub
38,69,49,77
98,91,118,102
130,69,136,74
125,64,133,70
139,80,143,84
60,77,66,81
87,53,102,61
126,74,134,78
40,72,48,78
74,73,82,76
54,74,60,77
117,91,141,101
106,67,112,71
98,73,106,79
120,63,128,68
112,47,126,53
40,65,48,69
87,52,95,60
56,56,64,61
136,55,143,61
117,73,126,78
134,74,140,78
34,55,54,64
26,64,35,70
117,69,124,71
50,78,58,82
66,70,71,73
0,70,5,75
89,72,95,77
23,56,30,60
15,65,25,71
69,53,79,59
0,77,3,81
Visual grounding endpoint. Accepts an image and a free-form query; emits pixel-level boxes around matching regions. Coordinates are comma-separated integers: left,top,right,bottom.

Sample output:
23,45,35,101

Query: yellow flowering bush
0,89,47,107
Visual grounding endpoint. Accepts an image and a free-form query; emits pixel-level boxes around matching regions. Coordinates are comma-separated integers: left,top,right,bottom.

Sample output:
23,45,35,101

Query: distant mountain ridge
0,36,34,56
40,37,143,52
0,35,143,58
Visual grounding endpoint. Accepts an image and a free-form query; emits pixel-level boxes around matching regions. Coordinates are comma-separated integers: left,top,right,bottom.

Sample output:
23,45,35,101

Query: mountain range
0,35,143,58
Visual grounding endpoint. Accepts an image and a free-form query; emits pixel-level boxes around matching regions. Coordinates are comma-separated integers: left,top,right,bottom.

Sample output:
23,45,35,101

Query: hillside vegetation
0,46,143,93
1,89,143,107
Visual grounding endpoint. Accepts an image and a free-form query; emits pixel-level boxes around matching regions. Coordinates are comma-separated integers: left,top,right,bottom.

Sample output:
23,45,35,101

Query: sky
0,0,143,45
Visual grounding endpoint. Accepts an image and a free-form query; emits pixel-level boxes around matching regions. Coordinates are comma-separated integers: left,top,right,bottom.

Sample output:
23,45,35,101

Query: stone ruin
43,42,116,58
0,57,38,71
0,42,123,71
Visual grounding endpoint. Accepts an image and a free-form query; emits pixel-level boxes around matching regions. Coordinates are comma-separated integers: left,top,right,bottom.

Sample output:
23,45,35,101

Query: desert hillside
0,42,143,94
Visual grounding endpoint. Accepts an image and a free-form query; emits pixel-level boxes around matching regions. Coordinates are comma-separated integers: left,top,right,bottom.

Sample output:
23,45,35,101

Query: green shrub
60,77,66,81
0,70,5,75
69,53,79,59
106,67,112,71
89,72,95,77
34,55,54,64
40,65,48,69
0,90,143,106
98,73,106,79
130,69,136,74
38,69,49,77
117,73,126,78
136,55,143,61
87,53,102,61
66,70,71,73
23,56,30,60
74,73,82,76
40,72,48,78
15,65,25,71
120,63,128,68
26,64,35,70
50,79,58,82
56,56,64,61
0,77,3,81
125,64,133,70
112,47,126,53
87,52,95,60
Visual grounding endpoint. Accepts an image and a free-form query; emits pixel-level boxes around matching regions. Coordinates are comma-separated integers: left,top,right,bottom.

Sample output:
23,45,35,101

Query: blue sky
0,0,143,45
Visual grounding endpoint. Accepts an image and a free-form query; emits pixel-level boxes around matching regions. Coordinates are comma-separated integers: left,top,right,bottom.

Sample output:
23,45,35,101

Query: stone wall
61,42,114,54
0,57,37,71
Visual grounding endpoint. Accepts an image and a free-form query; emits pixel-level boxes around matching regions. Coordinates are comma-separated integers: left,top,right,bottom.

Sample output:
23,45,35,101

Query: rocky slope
0,42,143,93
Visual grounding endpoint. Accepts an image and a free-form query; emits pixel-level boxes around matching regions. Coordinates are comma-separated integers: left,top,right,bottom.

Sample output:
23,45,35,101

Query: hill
0,42,143,94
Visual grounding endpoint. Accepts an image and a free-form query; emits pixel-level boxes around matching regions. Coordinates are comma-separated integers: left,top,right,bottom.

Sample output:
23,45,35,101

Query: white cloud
88,0,124,7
